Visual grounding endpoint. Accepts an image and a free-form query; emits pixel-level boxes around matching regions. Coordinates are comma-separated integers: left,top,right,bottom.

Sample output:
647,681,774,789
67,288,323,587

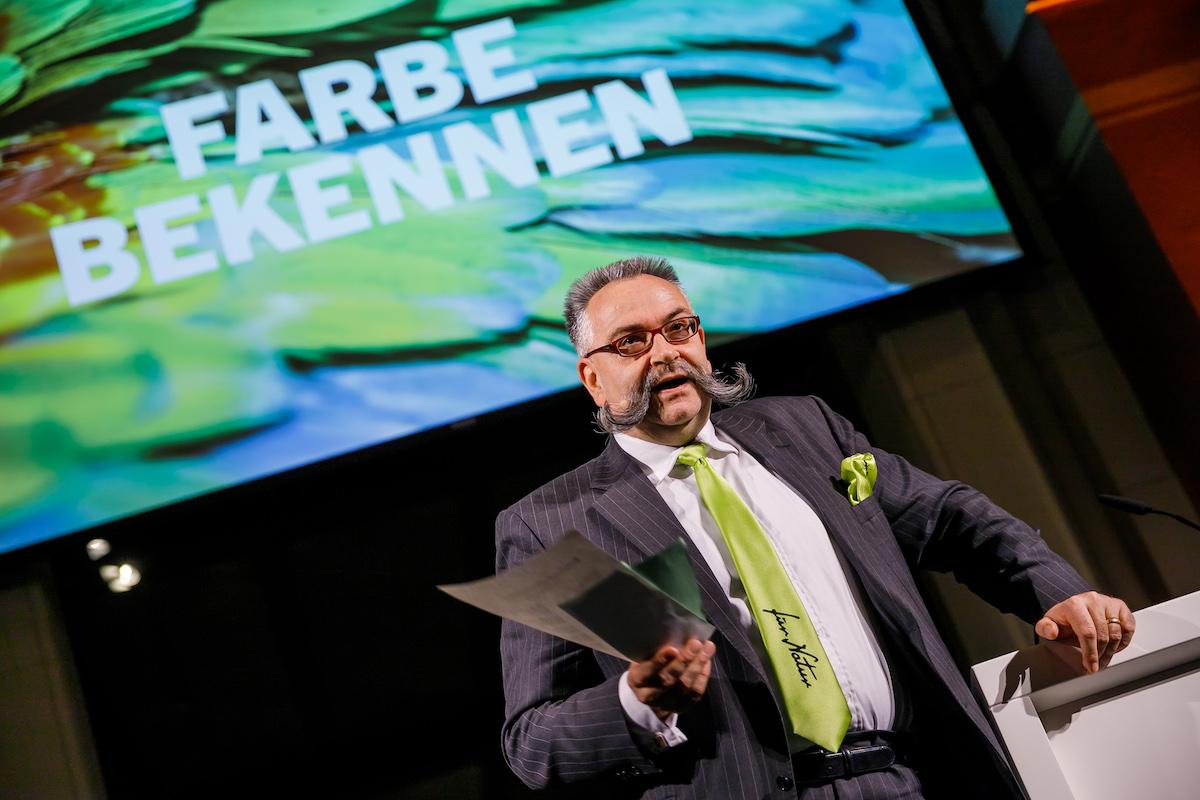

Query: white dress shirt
614,420,898,754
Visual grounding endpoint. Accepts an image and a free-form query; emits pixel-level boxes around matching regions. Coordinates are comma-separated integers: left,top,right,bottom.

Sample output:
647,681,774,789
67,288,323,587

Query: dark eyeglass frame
584,315,702,358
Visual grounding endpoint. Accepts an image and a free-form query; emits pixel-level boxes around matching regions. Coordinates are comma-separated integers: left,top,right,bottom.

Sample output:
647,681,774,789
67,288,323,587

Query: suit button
777,775,795,791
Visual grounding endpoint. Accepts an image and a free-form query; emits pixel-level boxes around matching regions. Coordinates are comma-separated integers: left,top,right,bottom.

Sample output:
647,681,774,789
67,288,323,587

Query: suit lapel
590,438,769,683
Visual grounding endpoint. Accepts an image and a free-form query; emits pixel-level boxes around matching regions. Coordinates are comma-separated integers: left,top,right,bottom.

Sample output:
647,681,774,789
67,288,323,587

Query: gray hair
563,256,682,356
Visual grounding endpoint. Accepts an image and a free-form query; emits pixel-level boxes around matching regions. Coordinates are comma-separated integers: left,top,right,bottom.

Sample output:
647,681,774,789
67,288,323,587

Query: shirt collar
614,419,739,485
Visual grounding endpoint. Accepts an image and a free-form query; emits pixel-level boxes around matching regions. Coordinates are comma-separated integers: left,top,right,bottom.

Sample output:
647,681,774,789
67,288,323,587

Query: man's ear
578,358,606,407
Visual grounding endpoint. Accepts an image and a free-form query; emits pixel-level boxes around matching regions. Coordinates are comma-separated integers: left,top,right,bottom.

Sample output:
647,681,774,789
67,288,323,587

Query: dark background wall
2,1,1197,797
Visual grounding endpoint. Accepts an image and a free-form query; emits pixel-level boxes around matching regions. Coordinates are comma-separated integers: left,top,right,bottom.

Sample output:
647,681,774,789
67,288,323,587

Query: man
496,256,1135,798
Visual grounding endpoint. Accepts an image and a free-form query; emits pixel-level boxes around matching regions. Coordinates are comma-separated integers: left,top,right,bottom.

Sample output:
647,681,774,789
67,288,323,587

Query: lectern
971,591,1200,800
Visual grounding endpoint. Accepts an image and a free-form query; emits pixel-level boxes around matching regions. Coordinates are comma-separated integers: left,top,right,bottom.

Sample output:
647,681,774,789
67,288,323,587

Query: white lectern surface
971,591,1200,800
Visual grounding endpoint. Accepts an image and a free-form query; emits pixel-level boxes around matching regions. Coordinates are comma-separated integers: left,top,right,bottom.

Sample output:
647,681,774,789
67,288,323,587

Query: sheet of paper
438,531,713,661
561,568,715,661
438,531,629,659
627,537,706,620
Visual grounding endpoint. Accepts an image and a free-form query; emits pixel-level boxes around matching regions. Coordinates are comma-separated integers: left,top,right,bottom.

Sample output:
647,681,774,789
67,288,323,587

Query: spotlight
100,563,141,593
86,538,111,560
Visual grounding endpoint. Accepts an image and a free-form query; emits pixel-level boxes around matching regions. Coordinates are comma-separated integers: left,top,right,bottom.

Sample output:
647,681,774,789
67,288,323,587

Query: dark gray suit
496,396,1090,798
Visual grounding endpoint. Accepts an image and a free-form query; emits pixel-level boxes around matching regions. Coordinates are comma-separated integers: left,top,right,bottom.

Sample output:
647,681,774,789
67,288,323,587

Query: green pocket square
840,453,877,506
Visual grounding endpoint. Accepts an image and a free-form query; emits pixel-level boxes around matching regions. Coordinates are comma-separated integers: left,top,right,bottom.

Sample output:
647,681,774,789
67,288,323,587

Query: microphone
1097,493,1200,532
1097,494,1153,515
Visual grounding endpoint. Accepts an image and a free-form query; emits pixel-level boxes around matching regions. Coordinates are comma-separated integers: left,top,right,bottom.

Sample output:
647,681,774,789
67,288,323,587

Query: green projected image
0,0,1019,553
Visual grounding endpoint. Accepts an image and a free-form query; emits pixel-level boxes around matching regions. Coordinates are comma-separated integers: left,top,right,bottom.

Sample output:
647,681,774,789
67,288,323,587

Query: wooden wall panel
1032,0,1200,313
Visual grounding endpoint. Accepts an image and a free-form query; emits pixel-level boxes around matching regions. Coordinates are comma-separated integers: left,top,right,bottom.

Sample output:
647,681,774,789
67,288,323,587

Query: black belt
790,730,909,785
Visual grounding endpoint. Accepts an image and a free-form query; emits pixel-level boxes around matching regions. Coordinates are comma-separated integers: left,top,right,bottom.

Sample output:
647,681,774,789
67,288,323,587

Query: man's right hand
627,638,716,721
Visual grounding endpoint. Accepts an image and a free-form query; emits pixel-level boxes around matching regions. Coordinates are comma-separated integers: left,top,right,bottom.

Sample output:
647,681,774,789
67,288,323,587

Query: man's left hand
1035,591,1135,673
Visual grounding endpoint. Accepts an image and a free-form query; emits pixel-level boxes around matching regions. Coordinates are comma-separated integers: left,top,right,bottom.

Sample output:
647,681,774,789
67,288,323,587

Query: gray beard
594,360,756,434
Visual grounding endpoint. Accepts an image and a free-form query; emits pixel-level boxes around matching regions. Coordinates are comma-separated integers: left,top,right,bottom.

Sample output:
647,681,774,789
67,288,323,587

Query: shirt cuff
618,669,689,753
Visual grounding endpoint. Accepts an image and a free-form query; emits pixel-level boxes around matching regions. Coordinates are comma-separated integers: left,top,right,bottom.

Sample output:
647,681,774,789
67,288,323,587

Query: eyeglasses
585,315,701,358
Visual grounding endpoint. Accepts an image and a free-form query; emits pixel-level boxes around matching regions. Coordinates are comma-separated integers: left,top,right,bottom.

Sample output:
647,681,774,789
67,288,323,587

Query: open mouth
652,375,689,393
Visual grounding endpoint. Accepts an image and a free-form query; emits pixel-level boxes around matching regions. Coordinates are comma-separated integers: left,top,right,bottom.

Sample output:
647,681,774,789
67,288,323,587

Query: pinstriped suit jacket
496,396,1090,798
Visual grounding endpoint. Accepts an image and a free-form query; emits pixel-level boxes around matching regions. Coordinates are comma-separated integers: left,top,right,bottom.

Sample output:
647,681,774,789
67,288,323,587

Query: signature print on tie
763,608,821,688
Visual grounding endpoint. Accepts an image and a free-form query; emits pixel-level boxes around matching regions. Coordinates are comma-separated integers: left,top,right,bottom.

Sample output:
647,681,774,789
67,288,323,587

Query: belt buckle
845,743,896,775
823,751,849,779
793,741,897,786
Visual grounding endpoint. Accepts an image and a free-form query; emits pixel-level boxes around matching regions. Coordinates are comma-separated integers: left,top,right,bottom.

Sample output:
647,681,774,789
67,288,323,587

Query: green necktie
676,443,851,752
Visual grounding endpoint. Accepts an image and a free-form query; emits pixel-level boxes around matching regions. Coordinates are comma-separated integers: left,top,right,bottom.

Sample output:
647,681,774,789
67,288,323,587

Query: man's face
577,275,711,444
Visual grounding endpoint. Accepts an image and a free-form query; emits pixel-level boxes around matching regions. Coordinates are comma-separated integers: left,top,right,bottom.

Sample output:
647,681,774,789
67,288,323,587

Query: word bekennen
49,17,693,307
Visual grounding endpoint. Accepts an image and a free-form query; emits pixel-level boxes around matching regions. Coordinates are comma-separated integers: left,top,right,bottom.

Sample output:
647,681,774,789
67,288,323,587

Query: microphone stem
1153,510,1200,532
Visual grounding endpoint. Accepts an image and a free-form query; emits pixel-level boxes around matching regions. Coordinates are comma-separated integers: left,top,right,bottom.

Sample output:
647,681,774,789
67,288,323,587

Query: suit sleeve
807,395,1092,622
495,507,663,790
